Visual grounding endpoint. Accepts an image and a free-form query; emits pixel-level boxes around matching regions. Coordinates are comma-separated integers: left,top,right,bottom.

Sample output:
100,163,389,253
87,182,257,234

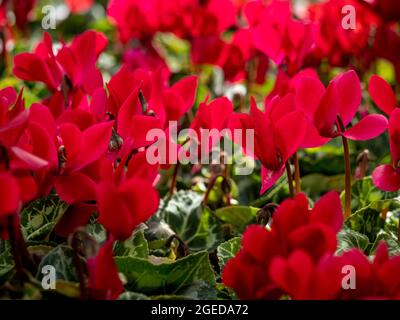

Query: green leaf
41,280,81,299
301,173,345,198
176,280,216,299
342,177,400,243
115,251,216,298
343,177,398,213
149,190,223,252
348,206,385,243
217,237,241,271
86,217,107,245
21,195,69,242
184,207,222,252
376,59,395,84
114,224,149,259
370,229,400,256
36,245,80,282
214,206,258,231
336,227,370,255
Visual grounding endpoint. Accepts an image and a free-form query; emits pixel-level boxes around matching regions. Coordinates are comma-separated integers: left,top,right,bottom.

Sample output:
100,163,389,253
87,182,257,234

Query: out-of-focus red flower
309,0,378,67
122,45,170,81
216,29,269,83
249,0,314,75
108,0,236,42
361,0,400,23
373,26,400,83
65,0,94,14
12,0,36,30
87,237,124,300
107,0,236,73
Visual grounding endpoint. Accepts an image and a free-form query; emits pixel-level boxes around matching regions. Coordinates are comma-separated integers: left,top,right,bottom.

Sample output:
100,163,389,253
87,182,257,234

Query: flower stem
337,116,352,219
7,215,25,280
8,214,35,281
285,161,294,197
223,164,231,206
169,163,180,196
203,175,217,206
293,152,301,194
356,149,369,180
70,232,87,300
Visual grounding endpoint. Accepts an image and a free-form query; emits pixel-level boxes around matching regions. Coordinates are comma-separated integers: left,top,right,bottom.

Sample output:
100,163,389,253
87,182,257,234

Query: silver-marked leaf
217,237,241,271
36,245,80,283
114,224,149,259
149,190,223,252
21,196,68,241
336,227,370,255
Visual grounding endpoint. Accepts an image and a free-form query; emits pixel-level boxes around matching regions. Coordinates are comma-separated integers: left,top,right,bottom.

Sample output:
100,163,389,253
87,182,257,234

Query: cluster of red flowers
1,0,400,300
223,192,400,299
1,29,200,298
106,0,400,82
230,70,388,193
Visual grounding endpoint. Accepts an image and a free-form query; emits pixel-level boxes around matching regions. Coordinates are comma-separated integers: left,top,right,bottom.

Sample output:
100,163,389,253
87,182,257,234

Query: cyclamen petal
310,191,343,233
313,81,339,138
295,76,325,117
87,237,124,300
388,108,400,165
372,164,400,192
0,173,21,217
260,165,285,195
11,146,49,170
342,114,388,141
75,121,114,171
334,70,362,126
97,182,135,240
97,178,159,241
55,172,97,204
275,110,307,162
369,75,397,115
269,250,314,300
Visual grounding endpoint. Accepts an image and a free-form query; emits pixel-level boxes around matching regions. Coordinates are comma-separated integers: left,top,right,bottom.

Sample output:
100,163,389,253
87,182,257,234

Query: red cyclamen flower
223,191,343,299
369,75,400,191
